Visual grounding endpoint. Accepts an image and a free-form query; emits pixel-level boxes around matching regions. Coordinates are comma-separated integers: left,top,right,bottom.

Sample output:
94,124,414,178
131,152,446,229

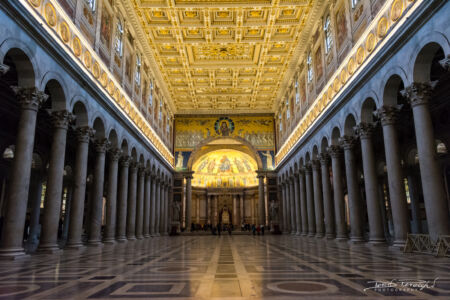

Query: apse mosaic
191,149,258,188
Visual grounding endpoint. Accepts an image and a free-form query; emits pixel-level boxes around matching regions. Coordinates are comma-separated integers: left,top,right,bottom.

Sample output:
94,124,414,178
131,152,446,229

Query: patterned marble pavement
0,235,448,299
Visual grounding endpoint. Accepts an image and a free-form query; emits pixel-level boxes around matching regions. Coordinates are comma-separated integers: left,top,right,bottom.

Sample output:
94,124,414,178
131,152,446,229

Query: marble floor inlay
0,236,449,299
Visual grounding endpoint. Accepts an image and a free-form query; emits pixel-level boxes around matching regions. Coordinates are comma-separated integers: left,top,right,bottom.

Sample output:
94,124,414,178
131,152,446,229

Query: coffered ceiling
127,0,320,114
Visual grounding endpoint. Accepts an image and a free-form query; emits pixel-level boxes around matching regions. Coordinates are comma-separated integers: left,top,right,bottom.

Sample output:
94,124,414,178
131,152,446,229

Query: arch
0,40,38,88
299,156,304,167
139,154,145,166
331,127,341,145
131,147,138,161
72,101,89,127
320,136,329,154
186,136,263,170
312,145,319,160
108,129,119,149
381,72,407,106
305,152,311,163
360,98,377,123
344,114,357,136
92,117,106,139
413,42,446,83
43,79,66,111
120,138,129,156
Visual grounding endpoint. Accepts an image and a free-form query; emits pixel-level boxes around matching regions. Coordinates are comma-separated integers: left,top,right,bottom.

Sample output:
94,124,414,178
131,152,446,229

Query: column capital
354,122,375,140
401,82,436,108
339,135,357,150
256,170,266,178
375,105,402,126
51,110,75,130
145,168,152,176
319,153,330,165
311,159,321,171
439,55,450,72
327,145,342,158
109,148,122,162
11,86,48,111
120,155,131,167
138,166,146,177
94,138,110,153
303,164,312,174
129,161,139,171
0,63,10,75
75,126,95,143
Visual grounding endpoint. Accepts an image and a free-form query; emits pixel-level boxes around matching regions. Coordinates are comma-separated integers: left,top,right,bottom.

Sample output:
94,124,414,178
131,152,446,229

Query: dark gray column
135,167,145,239
312,160,325,238
66,127,94,249
26,171,43,247
116,156,130,242
143,170,151,238
299,170,308,236
402,83,450,241
0,87,47,259
257,173,265,227
185,175,193,232
150,174,157,236
293,173,301,235
280,184,288,233
406,169,422,234
103,149,121,244
154,178,161,235
164,183,170,235
319,154,335,239
328,146,347,240
159,181,166,234
288,177,296,234
126,162,138,240
340,136,364,243
240,193,245,225
87,139,109,246
355,123,385,244
207,195,211,225
376,106,409,247
38,111,73,252
305,164,316,236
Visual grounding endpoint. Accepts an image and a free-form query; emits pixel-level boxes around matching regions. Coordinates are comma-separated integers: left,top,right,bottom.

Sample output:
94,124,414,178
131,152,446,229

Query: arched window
115,19,124,57
135,54,141,86
324,15,333,54
307,52,313,83
159,100,163,121
85,0,96,12
295,79,300,104
351,0,361,9
149,80,154,107
279,114,282,132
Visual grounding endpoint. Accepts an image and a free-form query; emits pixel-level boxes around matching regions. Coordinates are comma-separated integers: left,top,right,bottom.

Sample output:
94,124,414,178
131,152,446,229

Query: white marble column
305,164,316,237
143,169,151,238
288,177,296,234
135,167,145,239
185,174,193,231
126,162,138,240
257,172,265,226
115,156,130,242
319,153,335,239
150,174,157,236
293,172,302,235
298,170,308,236
328,146,347,240
103,148,121,244
312,160,325,238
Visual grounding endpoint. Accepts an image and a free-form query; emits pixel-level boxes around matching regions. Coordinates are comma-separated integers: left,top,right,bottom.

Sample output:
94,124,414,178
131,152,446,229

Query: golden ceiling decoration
129,0,315,113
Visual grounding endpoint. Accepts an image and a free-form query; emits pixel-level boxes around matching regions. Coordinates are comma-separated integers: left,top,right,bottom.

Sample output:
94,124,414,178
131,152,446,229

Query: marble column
312,160,325,238
214,195,218,225
154,178,161,235
38,111,74,252
376,106,409,247
288,177,296,234
115,156,130,242
185,175,193,231
240,193,245,225
66,127,94,248
164,184,170,235
135,167,145,239
126,162,138,240
103,148,121,244
402,83,450,241
406,169,422,234
0,87,47,258
355,123,385,244
233,195,238,227
305,164,316,236
319,154,335,239
340,136,364,243
87,139,109,246
143,170,151,238
299,170,308,236
26,171,43,247
281,184,288,232
159,181,166,234
150,174,157,236
257,173,265,226
293,173,302,235
207,195,211,225
328,146,347,240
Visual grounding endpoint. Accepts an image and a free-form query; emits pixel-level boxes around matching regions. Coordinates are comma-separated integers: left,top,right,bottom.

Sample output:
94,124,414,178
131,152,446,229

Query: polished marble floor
0,235,449,299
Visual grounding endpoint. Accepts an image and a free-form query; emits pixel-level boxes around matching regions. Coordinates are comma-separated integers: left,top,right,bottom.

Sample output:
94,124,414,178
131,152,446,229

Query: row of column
280,82,449,245
0,86,171,259
202,194,245,226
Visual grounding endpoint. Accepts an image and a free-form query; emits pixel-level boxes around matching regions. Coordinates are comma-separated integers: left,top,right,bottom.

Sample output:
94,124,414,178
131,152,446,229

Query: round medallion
327,87,333,102
377,17,388,38
28,0,41,7
347,58,355,75
100,72,108,87
356,47,365,65
390,0,403,22
214,116,234,136
365,33,376,53
84,51,92,69
340,69,347,84
333,78,340,92
92,61,100,78
72,36,82,57
44,3,57,27
108,80,115,94
59,22,70,43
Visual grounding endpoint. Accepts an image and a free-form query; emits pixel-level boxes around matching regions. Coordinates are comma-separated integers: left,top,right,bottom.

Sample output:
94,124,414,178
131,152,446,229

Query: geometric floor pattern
0,235,449,299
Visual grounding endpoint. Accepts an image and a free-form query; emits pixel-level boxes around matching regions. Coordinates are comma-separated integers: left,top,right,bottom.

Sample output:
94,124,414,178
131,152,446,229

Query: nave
0,236,448,299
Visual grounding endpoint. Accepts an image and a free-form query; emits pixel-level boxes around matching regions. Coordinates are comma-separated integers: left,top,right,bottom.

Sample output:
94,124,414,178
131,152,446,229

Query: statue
269,200,279,223
261,151,274,169
172,201,181,223
176,152,184,169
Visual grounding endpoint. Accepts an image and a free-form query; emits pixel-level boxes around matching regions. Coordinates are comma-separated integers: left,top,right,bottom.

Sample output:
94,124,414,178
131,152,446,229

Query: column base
301,232,308,236
290,231,296,235
315,233,324,238
326,234,336,239
127,236,137,241
65,243,86,250
87,240,104,247
144,234,150,238
349,237,366,244
295,232,302,236
103,238,116,244
37,244,62,254
155,233,161,237
335,236,348,241
150,233,156,237
392,239,406,249
308,232,315,237
136,235,144,240
368,238,387,246
115,237,127,243
0,247,29,260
